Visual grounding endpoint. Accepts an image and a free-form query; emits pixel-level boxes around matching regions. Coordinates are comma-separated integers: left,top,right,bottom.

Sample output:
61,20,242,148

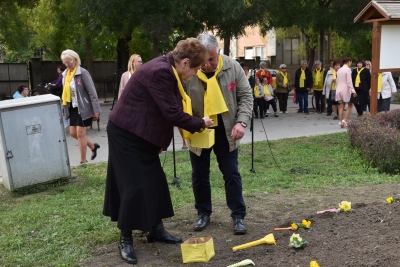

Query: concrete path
66,96,400,166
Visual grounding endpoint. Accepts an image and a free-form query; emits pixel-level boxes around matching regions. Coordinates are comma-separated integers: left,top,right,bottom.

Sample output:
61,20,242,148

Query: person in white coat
377,72,397,113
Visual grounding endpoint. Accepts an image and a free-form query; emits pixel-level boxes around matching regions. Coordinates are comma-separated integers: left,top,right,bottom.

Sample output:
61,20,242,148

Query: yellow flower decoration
290,233,302,243
310,260,320,267
302,219,311,228
387,197,394,204
338,201,351,212
291,222,299,230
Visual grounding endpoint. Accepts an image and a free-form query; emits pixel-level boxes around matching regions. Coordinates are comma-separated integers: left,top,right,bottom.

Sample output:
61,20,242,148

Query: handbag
286,84,292,92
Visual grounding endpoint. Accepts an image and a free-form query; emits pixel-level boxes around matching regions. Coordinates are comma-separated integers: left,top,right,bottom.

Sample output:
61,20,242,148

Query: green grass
1,132,399,266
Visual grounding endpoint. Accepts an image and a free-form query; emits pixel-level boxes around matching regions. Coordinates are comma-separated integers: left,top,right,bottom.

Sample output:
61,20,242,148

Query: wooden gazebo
354,1,400,114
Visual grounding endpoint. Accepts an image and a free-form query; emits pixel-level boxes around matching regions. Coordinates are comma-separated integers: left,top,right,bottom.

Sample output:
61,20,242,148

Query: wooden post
370,21,381,115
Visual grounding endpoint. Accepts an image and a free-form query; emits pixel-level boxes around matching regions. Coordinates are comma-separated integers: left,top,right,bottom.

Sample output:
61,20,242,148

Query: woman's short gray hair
259,61,267,67
314,60,322,65
197,33,220,52
301,60,308,64
61,49,81,66
279,64,287,69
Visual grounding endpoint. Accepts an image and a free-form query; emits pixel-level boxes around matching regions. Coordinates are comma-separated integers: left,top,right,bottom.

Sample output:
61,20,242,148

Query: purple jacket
51,75,63,87
109,52,203,149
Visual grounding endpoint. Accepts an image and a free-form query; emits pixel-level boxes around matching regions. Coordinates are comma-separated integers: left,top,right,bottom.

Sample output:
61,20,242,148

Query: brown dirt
84,184,400,267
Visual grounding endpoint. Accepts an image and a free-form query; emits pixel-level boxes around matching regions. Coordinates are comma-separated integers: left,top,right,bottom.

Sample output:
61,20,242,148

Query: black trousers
276,92,289,112
314,90,325,112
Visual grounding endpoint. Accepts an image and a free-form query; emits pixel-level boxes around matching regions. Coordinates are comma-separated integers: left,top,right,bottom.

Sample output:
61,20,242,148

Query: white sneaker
285,111,289,114
279,111,282,114
266,110,270,114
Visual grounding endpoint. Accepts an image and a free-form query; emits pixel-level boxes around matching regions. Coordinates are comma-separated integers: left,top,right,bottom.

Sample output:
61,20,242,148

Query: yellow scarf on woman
300,69,306,87
171,66,192,140
314,69,322,86
281,72,288,85
331,70,337,90
61,67,77,106
197,55,228,126
355,67,365,87
263,85,271,95
378,73,383,93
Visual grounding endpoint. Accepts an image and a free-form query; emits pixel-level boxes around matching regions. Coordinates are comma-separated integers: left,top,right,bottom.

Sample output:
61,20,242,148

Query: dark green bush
348,110,400,173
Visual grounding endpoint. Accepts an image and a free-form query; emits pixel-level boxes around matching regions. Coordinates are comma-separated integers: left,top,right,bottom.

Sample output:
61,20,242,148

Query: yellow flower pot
181,237,215,263
190,129,215,148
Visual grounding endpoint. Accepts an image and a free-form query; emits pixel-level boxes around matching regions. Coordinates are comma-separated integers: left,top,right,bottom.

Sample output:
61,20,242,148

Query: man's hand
307,88,311,91
231,123,245,140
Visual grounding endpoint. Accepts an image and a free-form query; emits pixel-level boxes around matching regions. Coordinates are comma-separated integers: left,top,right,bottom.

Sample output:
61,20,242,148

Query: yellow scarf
314,68,322,86
171,66,193,140
260,70,266,76
355,67,365,87
254,86,260,97
331,70,337,90
263,85,271,95
300,69,306,87
61,67,77,106
281,72,288,85
197,55,229,126
378,73,383,93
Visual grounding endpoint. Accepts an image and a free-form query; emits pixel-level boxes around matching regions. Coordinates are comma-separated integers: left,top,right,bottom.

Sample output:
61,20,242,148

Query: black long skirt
103,121,174,232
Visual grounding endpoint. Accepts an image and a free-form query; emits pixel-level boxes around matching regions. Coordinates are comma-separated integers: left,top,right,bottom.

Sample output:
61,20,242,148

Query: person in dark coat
103,38,213,265
351,59,371,116
294,60,313,114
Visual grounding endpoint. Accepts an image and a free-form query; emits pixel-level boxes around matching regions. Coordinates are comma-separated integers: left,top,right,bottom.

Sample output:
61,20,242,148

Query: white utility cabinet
0,94,70,191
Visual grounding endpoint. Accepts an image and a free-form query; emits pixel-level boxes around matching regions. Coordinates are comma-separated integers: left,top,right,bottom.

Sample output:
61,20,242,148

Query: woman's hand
94,113,100,120
352,92,357,97
202,116,214,128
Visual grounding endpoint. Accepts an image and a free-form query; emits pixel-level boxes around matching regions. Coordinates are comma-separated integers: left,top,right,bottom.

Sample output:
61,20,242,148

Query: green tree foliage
259,0,371,65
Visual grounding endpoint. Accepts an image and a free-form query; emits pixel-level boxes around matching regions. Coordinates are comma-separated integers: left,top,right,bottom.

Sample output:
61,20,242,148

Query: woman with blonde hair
118,54,143,99
61,49,101,163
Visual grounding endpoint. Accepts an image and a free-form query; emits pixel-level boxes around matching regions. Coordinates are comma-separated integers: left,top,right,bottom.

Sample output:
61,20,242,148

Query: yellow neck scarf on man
61,67,77,106
300,69,306,87
197,55,229,126
377,73,383,93
314,69,322,86
331,70,337,90
281,72,288,85
171,66,193,140
355,67,365,87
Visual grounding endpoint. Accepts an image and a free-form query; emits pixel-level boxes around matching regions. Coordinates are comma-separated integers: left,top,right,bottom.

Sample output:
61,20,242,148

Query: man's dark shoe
147,220,182,244
297,110,303,113
118,236,137,264
233,219,247,235
194,214,210,231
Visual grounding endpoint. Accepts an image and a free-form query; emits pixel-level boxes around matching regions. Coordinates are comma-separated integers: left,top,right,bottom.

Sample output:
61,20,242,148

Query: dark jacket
351,68,371,93
294,67,313,93
109,52,203,149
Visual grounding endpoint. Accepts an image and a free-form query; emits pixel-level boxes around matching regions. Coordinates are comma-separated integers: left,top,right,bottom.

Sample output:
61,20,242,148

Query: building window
245,46,266,60
284,38,299,65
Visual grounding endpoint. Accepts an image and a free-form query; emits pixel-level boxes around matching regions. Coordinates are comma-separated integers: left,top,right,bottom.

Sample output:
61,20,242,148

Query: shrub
348,111,400,173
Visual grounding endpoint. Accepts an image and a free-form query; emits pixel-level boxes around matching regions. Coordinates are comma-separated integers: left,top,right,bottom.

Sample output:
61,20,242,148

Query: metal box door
1,102,70,189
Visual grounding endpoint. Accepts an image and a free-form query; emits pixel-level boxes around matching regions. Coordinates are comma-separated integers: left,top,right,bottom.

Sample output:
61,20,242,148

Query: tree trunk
304,34,315,69
152,34,159,58
117,35,132,71
85,37,94,74
319,29,325,67
223,34,230,56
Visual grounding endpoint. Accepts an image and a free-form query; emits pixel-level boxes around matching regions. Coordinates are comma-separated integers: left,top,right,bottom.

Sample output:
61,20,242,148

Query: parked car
267,69,280,90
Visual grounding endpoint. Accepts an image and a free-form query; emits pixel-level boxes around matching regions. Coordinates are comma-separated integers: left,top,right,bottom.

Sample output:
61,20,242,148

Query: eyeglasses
62,60,73,65
281,67,286,69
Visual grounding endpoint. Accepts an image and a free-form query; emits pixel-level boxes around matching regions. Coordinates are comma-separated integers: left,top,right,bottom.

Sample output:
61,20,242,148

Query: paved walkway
66,96,400,166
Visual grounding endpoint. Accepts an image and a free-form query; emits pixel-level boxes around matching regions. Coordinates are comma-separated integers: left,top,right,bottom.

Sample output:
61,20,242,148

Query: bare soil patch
85,183,400,267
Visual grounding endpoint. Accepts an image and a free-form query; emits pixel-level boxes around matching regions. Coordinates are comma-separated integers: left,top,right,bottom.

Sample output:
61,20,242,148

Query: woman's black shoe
147,220,182,244
118,236,137,264
91,143,100,160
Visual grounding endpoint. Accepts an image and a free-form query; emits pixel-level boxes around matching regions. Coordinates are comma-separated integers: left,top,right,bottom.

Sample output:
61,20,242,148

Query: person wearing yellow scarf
275,64,291,113
323,60,341,119
295,60,312,114
312,60,325,113
351,60,371,116
183,33,253,236
377,72,397,113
